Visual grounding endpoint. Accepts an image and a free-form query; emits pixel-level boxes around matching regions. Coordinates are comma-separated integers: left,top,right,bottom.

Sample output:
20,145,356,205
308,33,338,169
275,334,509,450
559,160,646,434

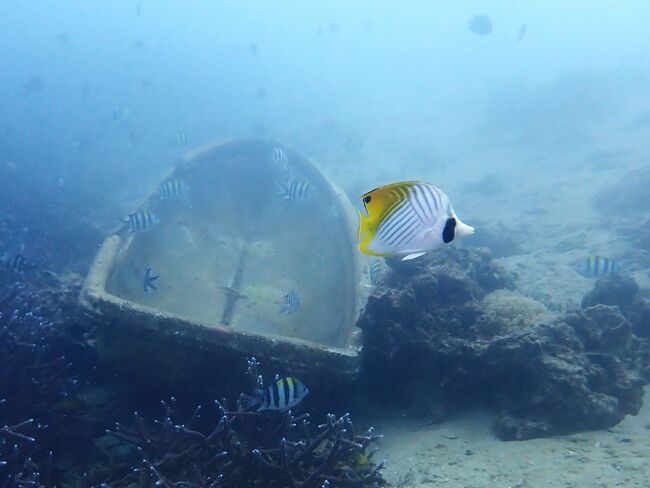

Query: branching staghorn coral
0,399,52,488
104,359,386,488
0,281,78,487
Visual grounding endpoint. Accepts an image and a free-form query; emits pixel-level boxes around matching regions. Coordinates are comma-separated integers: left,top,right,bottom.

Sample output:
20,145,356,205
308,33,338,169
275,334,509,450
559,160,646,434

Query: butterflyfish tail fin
455,219,475,238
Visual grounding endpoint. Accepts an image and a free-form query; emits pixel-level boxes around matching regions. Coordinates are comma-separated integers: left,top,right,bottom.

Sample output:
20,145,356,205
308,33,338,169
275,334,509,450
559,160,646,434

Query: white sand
375,389,650,487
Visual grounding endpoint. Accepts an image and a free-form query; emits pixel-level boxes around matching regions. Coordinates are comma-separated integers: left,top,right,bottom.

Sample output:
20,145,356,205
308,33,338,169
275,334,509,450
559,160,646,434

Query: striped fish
271,146,288,166
279,289,300,314
277,179,310,201
271,147,292,183
124,210,160,232
243,377,309,412
358,181,474,261
574,256,621,278
176,132,188,145
369,257,386,291
159,179,187,199
4,253,25,273
279,161,292,183
343,135,363,151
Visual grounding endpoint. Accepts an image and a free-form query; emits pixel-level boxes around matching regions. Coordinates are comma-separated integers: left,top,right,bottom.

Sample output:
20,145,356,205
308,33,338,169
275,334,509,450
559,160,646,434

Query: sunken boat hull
80,139,368,385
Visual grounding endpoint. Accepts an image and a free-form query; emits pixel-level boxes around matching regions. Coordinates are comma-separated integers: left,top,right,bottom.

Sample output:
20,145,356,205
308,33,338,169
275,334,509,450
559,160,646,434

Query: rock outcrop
358,247,649,440
581,272,650,340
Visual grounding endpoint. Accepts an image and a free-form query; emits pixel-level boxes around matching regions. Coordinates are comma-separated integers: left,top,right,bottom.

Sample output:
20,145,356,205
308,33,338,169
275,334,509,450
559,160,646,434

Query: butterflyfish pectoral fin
402,251,427,261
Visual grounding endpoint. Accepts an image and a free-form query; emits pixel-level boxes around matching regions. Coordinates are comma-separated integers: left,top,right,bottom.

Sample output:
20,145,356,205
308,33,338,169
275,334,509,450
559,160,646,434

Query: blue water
2,2,650,486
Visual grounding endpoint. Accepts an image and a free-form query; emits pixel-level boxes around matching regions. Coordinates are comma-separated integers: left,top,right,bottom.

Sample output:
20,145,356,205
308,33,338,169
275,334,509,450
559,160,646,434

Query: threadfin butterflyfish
358,181,474,261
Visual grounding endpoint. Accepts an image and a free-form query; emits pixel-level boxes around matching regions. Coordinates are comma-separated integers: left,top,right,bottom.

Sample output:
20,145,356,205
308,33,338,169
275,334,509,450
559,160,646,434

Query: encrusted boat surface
80,139,369,384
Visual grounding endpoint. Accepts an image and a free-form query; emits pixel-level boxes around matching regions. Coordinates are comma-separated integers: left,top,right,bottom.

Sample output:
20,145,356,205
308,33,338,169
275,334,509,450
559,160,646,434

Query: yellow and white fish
358,181,474,260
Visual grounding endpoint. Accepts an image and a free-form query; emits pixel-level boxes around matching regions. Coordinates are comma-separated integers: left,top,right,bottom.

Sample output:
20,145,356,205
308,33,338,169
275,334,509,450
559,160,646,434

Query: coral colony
105,358,386,487
1,282,69,487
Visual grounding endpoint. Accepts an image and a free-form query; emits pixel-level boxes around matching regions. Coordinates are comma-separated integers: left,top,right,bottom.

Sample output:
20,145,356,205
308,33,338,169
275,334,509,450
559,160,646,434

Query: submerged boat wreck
80,139,369,384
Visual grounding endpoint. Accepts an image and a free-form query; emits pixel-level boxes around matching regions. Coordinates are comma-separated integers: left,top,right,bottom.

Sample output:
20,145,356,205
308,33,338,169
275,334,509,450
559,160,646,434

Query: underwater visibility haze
2,1,650,487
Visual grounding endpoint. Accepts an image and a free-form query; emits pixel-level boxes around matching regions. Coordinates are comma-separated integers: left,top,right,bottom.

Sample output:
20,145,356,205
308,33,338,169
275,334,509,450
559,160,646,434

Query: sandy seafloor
375,388,650,487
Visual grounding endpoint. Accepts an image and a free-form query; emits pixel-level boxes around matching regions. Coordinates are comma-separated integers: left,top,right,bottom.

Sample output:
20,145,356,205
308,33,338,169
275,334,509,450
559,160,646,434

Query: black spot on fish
442,218,456,243
364,195,372,204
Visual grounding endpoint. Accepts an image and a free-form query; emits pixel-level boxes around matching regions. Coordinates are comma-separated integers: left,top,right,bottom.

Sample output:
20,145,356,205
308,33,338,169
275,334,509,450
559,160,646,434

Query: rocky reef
359,247,650,440
581,269,650,340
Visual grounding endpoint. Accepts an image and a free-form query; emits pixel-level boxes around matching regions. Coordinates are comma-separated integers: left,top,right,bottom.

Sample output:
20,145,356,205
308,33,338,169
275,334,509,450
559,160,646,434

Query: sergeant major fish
143,265,159,292
358,181,474,260
242,377,309,412
159,179,188,200
3,252,26,273
573,256,621,279
271,147,292,182
2,244,26,273
176,132,188,145
343,135,363,151
122,210,160,232
271,146,289,166
368,257,386,291
277,179,310,201
280,289,300,314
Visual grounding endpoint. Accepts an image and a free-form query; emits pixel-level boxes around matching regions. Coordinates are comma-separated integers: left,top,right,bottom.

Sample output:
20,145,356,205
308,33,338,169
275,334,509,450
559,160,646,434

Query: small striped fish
358,181,474,261
272,147,292,182
176,132,188,145
279,289,300,314
369,257,386,290
159,179,187,199
124,210,160,232
271,147,288,166
243,377,309,412
574,256,621,278
343,135,363,151
5,253,25,273
277,179,310,201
